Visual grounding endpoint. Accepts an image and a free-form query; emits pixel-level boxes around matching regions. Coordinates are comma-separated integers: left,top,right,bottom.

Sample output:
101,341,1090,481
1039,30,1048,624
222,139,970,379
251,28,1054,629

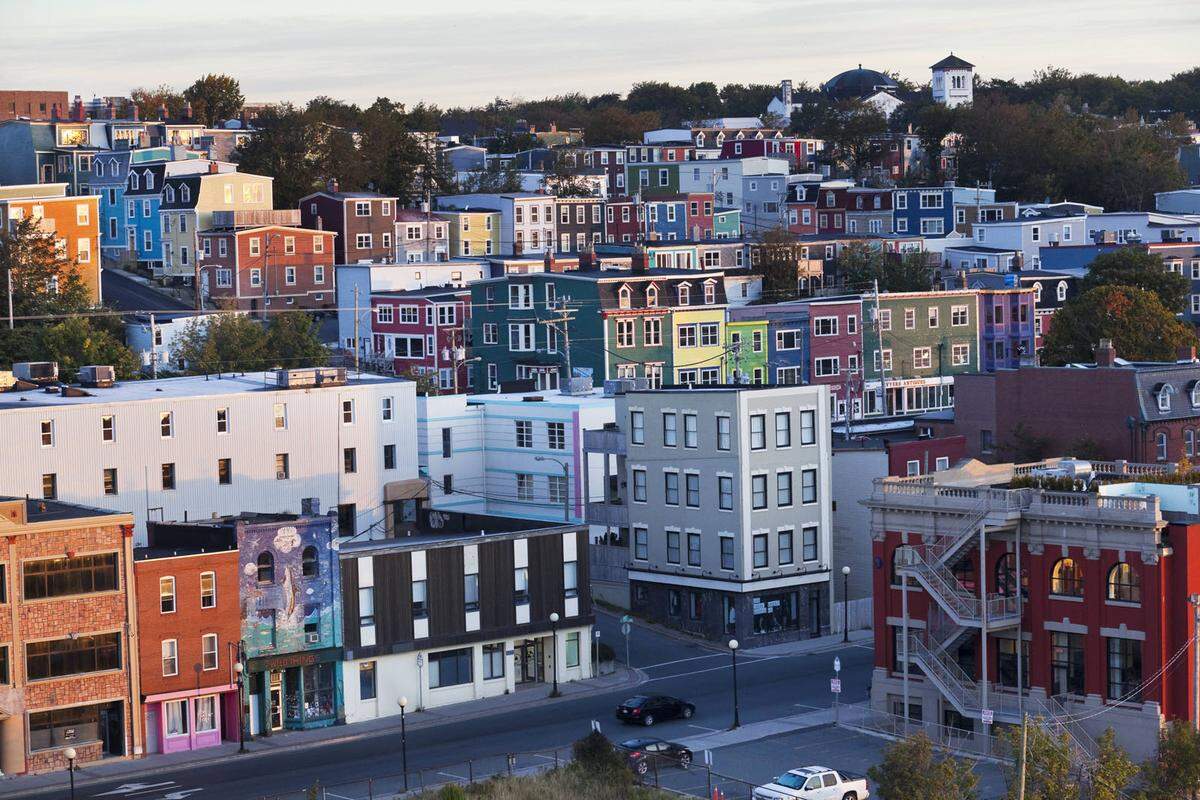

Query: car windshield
624,696,648,707
774,774,808,789
620,738,654,749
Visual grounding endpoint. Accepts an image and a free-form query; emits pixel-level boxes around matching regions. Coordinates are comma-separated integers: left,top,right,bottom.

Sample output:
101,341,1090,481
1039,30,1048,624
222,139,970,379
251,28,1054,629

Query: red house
605,197,643,244
370,286,473,391
805,296,864,418
198,225,337,311
685,192,715,240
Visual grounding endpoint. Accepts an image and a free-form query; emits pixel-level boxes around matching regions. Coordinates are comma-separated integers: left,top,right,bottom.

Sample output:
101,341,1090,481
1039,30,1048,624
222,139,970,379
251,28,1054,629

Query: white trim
626,568,828,592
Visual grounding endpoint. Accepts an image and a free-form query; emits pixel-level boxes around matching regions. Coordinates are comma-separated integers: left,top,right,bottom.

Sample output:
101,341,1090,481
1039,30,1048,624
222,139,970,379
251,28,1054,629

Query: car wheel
678,752,692,769
681,705,694,719
642,714,655,727
841,793,857,800
636,761,648,776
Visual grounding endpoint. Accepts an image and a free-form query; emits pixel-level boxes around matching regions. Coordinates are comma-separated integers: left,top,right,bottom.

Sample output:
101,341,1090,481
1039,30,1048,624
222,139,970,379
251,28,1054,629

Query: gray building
587,384,834,644
740,172,788,234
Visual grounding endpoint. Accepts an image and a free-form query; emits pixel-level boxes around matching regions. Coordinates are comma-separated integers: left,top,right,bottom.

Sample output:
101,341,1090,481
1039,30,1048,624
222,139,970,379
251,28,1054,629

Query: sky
3,0,1200,109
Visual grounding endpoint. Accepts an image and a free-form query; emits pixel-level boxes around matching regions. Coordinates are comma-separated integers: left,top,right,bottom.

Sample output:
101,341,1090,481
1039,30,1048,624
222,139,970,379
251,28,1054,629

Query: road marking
160,791,203,800
688,724,721,733
531,754,558,762
436,772,466,781
792,703,826,710
642,655,782,682
640,653,727,670
95,784,177,797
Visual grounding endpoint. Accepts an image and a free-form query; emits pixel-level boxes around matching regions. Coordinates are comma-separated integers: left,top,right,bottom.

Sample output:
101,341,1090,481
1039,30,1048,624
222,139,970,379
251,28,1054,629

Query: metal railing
897,547,1020,627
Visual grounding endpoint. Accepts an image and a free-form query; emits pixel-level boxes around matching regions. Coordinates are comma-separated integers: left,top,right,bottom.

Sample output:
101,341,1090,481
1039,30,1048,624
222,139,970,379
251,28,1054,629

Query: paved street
102,269,191,313
2,613,873,800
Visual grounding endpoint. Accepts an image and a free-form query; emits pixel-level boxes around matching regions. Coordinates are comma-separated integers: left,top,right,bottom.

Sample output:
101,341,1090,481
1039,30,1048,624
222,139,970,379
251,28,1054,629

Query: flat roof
0,496,123,523
467,387,615,410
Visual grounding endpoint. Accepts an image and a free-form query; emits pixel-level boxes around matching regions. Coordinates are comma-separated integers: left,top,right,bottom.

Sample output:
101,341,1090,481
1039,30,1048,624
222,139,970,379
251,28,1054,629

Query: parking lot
642,724,1009,800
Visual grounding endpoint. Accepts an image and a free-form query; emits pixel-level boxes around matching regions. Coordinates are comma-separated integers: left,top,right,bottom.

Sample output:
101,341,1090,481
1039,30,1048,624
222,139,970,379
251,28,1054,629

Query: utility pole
1017,713,1028,800
149,313,158,380
543,303,577,388
353,285,361,375
7,267,14,329
1191,593,1200,730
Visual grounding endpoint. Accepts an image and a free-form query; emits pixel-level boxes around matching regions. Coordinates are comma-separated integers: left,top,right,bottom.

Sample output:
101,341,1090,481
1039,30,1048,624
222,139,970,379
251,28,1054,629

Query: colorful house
977,287,1036,371
0,183,101,301
370,286,473,390
645,196,688,241
725,317,768,383
671,281,727,384
437,209,501,258
625,162,681,198
713,208,741,239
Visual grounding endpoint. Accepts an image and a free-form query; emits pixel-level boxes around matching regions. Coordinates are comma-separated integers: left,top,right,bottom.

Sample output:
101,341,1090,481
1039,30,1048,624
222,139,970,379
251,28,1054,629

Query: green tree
1000,720,1077,800
38,317,139,382
1080,249,1189,312
584,106,660,146
264,311,328,370
183,73,245,127
817,100,888,179
1141,722,1200,800
175,313,267,374
1040,285,1198,365
0,216,95,321
1088,728,1137,800
837,243,930,293
867,733,978,800
753,227,805,302
130,84,186,120
234,105,320,208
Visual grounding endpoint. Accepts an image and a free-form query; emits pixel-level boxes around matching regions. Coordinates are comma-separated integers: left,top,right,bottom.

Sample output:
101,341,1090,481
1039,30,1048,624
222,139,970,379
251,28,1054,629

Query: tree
753,227,805,302
867,733,978,800
1142,722,1200,799
1080,249,1189,312
836,243,931,293
1004,421,1053,463
1000,720,1077,800
38,317,139,382
174,313,267,374
584,106,660,146
264,311,328,370
1040,285,1198,365
234,105,320,208
183,74,245,127
0,217,95,322
130,84,186,120
1088,728,1137,800
817,100,888,179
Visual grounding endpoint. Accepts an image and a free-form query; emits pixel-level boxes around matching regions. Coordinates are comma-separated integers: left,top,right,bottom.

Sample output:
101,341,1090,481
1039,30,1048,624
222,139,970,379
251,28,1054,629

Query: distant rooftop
339,507,578,555
0,496,125,524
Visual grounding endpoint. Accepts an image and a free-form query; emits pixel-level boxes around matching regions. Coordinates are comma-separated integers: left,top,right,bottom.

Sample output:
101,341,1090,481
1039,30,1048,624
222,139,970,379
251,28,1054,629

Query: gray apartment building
587,384,834,644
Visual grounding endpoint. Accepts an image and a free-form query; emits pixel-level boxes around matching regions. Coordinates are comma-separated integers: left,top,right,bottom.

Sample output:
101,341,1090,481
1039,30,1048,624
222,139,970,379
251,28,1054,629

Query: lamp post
534,456,571,522
234,661,247,753
64,747,77,800
549,612,561,697
728,639,740,729
841,565,851,643
398,696,409,791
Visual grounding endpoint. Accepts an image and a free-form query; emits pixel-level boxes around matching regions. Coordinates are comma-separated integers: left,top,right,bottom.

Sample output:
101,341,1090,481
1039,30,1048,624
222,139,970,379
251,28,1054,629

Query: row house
0,183,102,302
605,197,644,244
370,286,473,390
437,193,556,256
0,499,141,775
719,137,823,171
956,270,1077,352
644,196,689,241
124,159,232,274
625,143,695,165
159,169,274,282
436,209,501,259
725,318,769,384
863,131,922,181
976,287,1036,371
197,218,337,311
394,210,449,264
971,206,1089,269
559,146,627,196
300,190,398,265
89,147,167,263
867,459,1200,761
555,196,605,253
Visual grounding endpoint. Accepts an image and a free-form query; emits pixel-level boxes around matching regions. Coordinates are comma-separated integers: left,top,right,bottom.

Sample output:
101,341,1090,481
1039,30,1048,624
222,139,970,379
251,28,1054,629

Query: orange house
0,183,102,302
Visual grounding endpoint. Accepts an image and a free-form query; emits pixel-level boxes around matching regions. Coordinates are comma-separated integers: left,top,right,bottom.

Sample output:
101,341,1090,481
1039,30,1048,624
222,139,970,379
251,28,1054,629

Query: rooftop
339,507,579,556
0,496,125,524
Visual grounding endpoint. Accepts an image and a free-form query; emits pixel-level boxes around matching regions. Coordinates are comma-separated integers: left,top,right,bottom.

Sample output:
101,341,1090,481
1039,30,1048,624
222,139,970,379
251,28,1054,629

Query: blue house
126,163,166,271
728,301,808,385
645,196,688,241
893,187,955,237
92,146,180,263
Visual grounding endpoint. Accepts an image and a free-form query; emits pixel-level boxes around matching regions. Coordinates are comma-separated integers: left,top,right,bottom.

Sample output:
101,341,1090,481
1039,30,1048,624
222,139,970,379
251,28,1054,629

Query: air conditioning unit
78,365,116,388
305,632,320,644
13,361,58,384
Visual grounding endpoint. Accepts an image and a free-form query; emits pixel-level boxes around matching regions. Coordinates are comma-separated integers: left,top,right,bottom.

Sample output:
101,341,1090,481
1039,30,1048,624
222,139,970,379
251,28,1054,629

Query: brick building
197,223,338,311
1,91,69,122
0,498,140,775
134,537,240,755
299,190,398,264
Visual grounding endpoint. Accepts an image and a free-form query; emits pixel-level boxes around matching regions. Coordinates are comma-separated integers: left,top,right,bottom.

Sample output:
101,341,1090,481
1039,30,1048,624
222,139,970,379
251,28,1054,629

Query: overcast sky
4,0,1199,108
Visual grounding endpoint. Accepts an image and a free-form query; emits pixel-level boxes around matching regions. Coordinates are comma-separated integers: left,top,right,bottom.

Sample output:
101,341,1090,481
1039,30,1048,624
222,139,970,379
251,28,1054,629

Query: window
644,317,662,345
718,536,735,571
997,638,1030,690
429,648,473,688
464,573,480,612
814,357,840,378
616,318,635,348
1050,557,1084,597
516,473,534,501
273,403,287,430
664,471,680,505
716,416,731,451
40,419,54,447
564,560,579,598
217,458,232,485
777,471,793,507
951,305,969,326
666,530,681,563
775,412,791,447
1157,431,1169,461
750,414,766,450
24,554,117,599
683,413,698,448
631,467,648,502
630,410,645,444
101,415,116,442
201,633,218,670
685,473,700,507
813,317,838,336
199,571,216,609
25,631,122,681
42,473,56,500
751,474,768,509
800,410,816,445
160,461,176,490
912,347,932,369
566,632,581,668
157,576,177,614
794,527,816,564
952,343,970,366
632,527,649,561
1107,637,1142,702
162,639,178,676
409,579,428,618
753,534,768,568
676,325,697,347
478,643,505,680
515,420,533,449
509,323,535,351
342,399,355,425
101,466,119,495
801,469,817,504
344,447,357,474
928,307,939,328
718,475,733,510
1107,562,1140,603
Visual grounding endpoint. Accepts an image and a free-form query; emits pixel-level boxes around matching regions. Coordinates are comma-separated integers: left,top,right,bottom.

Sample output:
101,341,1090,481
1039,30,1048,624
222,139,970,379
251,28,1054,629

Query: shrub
571,730,629,779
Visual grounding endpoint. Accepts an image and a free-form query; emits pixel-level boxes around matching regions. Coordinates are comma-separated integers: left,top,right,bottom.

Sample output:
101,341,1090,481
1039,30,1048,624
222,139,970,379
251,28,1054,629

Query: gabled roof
931,54,974,70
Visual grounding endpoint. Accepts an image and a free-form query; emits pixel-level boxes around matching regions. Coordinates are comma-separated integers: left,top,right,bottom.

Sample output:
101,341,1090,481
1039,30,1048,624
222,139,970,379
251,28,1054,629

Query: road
7,615,874,800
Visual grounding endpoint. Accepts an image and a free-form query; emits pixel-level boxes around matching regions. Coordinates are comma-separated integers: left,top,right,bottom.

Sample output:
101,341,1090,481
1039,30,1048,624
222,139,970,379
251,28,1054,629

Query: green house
625,162,681,198
725,318,768,383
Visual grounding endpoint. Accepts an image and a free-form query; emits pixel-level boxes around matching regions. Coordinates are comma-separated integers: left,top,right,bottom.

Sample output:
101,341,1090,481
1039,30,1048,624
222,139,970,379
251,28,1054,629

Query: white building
972,209,1089,268
677,157,789,212
124,312,220,373
1,367,417,542
417,388,615,530
1084,212,1200,245
930,54,975,108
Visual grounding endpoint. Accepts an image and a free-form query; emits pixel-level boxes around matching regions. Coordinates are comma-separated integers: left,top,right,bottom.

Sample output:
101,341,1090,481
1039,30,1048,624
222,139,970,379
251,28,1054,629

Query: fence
830,597,873,635
841,704,1013,762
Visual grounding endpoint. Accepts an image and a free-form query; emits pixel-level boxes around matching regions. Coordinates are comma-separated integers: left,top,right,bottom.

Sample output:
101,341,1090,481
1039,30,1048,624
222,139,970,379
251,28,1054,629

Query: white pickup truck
752,766,869,800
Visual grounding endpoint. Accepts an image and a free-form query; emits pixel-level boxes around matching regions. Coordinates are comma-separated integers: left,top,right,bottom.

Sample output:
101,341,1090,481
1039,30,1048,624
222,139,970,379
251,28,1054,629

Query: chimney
72,95,84,122
159,102,168,121
316,216,324,231
184,101,193,121
544,249,555,273
1095,339,1117,368
208,161,219,174
1178,345,1197,363
131,102,139,122
106,99,115,120
579,248,595,271
326,178,339,193
631,245,648,273
50,102,59,121
780,79,793,109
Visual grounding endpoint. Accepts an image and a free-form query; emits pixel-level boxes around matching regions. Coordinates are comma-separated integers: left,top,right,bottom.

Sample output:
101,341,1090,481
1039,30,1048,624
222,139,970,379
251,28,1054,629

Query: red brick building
0,498,140,775
134,542,240,755
1,90,69,121
299,190,397,265
198,225,337,311
605,197,643,244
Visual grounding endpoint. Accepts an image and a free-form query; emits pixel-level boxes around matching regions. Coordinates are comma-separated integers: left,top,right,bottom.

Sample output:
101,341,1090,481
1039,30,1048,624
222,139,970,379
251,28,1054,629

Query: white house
124,312,221,374
972,209,1088,268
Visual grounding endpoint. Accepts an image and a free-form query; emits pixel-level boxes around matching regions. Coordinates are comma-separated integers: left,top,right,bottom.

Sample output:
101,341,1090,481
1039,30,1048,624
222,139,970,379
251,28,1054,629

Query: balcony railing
583,428,626,456
586,501,628,527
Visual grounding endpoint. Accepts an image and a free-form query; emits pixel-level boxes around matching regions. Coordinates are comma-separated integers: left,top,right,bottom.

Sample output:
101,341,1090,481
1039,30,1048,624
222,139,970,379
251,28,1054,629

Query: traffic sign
981,708,994,725
830,678,842,694
620,622,631,636
620,614,633,624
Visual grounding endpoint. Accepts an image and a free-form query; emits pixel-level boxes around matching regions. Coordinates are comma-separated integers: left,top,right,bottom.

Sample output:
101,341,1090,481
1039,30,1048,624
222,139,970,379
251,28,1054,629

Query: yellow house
158,170,273,280
671,300,727,384
437,209,500,259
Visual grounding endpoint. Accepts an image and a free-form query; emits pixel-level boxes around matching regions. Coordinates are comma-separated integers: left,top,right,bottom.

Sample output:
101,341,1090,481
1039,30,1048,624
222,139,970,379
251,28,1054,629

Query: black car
615,737,693,774
615,694,695,726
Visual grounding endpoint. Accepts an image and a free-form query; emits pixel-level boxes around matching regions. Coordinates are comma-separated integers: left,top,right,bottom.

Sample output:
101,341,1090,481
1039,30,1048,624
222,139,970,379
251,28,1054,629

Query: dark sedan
616,737,693,774
615,694,695,726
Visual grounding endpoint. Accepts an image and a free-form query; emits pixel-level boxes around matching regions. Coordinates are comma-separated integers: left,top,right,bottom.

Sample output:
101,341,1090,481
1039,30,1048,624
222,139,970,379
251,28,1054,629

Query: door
516,639,542,683
145,705,161,754
808,594,821,638
99,705,124,756
269,672,284,730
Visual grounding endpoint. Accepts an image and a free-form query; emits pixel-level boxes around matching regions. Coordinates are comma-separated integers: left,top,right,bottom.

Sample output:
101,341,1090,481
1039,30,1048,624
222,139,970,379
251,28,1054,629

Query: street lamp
728,639,740,729
549,612,561,697
64,747,77,800
234,661,247,753
398,696,409,791
841,566,851,643
534,456,571,522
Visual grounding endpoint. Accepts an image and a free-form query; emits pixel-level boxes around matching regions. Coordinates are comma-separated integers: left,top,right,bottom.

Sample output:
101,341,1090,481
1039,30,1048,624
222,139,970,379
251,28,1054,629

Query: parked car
615,737,693,774
752,766,869,800
615,694,695,726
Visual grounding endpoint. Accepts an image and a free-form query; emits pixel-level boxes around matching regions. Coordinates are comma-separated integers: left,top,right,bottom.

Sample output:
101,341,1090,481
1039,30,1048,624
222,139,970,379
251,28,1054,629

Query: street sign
830,678,842,694
591,720,601,732
620,622,631,636
981,708,994,725
704,749,713,766
620,614,633,624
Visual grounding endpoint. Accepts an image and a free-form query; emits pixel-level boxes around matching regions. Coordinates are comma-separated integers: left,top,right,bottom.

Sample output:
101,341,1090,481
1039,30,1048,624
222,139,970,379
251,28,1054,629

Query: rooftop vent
78,365,116,388
13,362,58,384
274,367,347,389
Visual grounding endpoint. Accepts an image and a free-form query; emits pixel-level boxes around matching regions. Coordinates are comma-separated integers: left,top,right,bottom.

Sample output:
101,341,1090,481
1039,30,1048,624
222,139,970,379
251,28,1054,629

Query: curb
596,608,726,656
2,668,648,796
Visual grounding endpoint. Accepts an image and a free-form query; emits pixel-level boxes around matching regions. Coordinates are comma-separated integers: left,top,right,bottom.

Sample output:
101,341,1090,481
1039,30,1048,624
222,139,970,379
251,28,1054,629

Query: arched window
1056,281,1067,302
1050,557,1084,597
1158,386,1172,412
146,171,155,190
95,160,104,177
1033,283,1043,303
181,185,191,203
995,552,1027,597
1192,384,1200,408
164,186,175,204
891,546,917,587
256,552,274,583
302,546,319,578
646,285,658,307
1157,431,1169,461
618,286,631,309
1187,429,1195,459
129,172,139,190
1107,562,1140,603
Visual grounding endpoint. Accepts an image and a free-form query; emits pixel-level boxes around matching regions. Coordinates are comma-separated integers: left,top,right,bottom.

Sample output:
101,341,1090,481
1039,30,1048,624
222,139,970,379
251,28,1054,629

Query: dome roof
822,66,899,101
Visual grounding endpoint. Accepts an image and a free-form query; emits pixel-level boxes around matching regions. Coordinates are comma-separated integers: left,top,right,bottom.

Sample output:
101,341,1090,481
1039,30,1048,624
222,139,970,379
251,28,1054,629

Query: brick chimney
579,248,594,271
71,95,84,122
1178,345,1197,363
208,161,219,174
184,101,193,122
130,101,139,122
631,245,648,273
1095,339,1117,368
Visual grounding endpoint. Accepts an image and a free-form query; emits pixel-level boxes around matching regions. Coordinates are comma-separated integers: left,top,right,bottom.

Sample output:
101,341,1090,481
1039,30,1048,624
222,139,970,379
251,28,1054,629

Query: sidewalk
2,666,644,794
742,627,873,657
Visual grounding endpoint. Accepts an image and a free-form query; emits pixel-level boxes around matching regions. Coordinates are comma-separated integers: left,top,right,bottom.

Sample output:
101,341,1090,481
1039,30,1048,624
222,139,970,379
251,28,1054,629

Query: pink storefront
143,685,240,754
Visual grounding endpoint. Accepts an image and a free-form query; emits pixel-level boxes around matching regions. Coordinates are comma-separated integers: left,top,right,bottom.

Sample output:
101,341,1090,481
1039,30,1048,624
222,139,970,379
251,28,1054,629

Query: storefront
143,686,238,754
245,648,342,735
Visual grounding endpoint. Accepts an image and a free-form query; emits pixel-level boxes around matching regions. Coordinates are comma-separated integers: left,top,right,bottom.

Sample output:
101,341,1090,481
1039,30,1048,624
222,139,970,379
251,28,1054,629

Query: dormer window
825,191,835,207
145,171,154,190
1033,283,1043,303
95,161,104,177
1191,383,1200,408
703,281,716,305
646,285,658,307
129,172,139,190
181,185,190,203
618,285,632,309
164,186,175,203
1158,386,1172,412
1056,281,1068,302
678,283,691,305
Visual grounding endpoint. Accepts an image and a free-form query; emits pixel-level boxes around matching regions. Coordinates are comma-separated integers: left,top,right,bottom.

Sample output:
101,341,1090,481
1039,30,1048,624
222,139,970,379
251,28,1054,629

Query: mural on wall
238,517,342,658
